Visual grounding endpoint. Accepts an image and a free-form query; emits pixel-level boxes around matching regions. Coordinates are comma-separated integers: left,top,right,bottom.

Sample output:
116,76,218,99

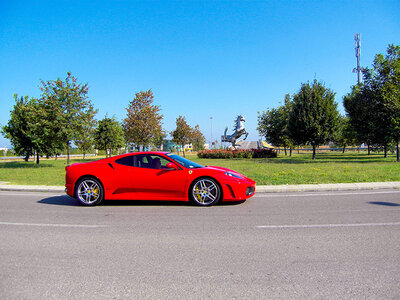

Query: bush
251,149,277,158
197,149,277,159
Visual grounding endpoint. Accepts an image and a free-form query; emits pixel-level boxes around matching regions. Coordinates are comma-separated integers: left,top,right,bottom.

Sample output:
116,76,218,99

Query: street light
210,117,213,150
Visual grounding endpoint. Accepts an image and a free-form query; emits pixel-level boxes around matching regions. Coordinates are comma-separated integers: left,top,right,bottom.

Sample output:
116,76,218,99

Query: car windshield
166,153,204,169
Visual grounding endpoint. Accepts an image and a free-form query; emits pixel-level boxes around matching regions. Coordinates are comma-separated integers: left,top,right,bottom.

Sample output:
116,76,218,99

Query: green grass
2,152,400,186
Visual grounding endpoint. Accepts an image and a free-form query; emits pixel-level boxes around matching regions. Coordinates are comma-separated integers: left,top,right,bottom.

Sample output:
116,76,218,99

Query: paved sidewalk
1,182,400,194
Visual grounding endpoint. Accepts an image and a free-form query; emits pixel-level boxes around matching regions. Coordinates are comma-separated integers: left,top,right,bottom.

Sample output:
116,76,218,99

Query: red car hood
204,166,248,179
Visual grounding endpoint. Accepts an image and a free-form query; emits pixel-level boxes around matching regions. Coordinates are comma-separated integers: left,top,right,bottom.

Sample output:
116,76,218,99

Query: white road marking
0,222,107,228
254,190,400,198
257,222,400,229
0,192,62,197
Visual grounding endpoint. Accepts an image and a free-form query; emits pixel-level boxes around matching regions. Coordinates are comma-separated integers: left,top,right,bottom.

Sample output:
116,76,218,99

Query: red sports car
65,151,256,206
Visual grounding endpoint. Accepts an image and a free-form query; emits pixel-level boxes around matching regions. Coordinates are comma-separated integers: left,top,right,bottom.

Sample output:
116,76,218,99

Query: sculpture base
233,140,274,150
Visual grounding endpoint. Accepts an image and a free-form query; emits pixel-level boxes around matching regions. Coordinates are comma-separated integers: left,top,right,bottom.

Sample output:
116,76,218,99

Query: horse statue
221,115,249,148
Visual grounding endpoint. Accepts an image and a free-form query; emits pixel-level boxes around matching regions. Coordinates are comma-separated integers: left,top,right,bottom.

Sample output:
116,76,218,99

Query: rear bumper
65,183,74,197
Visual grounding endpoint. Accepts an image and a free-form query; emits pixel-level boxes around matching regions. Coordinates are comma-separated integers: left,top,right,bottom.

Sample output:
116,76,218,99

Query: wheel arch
188,175,224,202
74,174,105,198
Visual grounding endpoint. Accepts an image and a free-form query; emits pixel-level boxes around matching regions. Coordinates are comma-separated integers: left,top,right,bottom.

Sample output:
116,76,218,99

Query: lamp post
210,117,213,150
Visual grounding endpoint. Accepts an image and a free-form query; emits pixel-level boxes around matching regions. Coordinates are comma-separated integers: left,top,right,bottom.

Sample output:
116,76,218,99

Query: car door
111,155,138,199
129,154,188,200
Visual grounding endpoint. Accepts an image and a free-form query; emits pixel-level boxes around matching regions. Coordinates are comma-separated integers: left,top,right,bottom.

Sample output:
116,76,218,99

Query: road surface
1,190,399,299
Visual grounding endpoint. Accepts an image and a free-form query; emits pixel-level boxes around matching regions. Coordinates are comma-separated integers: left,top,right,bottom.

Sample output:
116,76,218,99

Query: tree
2,94,57,164
344,45,400,159
191,125,206,151
152,130,166,150
75,119,97,159
39,72,97,165
364,44,400,160
94,117,124,157
333,115,358,153
288,80,339,159
171,115,192,157
257,94,293,155
123,90,163,150
28,97,65,163
2,94,35,161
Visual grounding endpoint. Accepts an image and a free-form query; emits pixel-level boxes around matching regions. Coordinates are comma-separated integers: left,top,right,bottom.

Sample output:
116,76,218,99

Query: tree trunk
397,142,400,162
312,145,316,160
384,144,387,158
83,151,86,159
342,145,346,153
368,144,371,155
289,147,292,157
36,152,40,165
67,141,71,165
182,144,185,157
284,147,287,156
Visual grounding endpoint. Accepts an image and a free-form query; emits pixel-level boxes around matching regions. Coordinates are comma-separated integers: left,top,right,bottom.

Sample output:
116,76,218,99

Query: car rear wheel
75,177,104,206
190,177,221,206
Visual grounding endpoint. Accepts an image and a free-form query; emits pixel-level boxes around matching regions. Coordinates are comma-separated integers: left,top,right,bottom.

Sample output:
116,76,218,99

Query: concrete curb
1,182,400,194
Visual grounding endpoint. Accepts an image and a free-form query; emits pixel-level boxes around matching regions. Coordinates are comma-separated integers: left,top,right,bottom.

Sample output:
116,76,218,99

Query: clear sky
1,0,399,148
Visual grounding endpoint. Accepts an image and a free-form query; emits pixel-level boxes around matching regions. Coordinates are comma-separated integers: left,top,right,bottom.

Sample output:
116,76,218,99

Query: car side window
115,156,134,167
133,154,172,170
134,155,151,168
148,155,171,169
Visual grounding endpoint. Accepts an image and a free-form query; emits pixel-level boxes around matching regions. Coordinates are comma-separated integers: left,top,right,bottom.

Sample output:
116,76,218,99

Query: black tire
189,177,221,206
75,177,104,206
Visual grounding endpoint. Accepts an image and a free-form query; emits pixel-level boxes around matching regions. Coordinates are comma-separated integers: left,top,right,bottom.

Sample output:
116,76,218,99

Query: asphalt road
1,190,399,299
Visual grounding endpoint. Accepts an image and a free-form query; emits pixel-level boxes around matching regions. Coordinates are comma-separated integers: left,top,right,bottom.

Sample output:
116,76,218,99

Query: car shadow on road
368,201,400,207
38,195,82,206
38,195,245,207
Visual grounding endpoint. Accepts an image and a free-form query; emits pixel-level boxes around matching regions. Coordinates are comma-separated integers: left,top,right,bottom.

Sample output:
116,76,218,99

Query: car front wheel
190,177,221,206
75,177,104,206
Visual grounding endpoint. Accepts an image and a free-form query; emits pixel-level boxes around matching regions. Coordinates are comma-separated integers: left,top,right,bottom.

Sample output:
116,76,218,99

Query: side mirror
166,162,179,170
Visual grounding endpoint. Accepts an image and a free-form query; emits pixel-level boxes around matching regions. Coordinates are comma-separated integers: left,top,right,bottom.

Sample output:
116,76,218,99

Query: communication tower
353,33,362,84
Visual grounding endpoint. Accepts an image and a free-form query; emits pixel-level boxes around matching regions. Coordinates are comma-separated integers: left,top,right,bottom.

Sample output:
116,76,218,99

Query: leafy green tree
364,44,400,160
75,119,97,159
343,85,383,155
123,90,163,150
333,115,359,153
94,117,124,157
30,97,66,163
152,130,166,150
257,94,293,155
39,72,97,165
171,115,192,157
344,45,400,158
2,94,35,161
2,94,58,164
191,125,206,151
288,80,339,159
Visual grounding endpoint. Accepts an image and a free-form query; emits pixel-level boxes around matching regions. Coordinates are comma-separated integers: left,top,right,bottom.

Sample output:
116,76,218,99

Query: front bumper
221,178,256,201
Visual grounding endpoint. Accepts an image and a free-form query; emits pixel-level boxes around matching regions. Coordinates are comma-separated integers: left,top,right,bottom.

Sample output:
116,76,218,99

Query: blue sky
1,0,399,148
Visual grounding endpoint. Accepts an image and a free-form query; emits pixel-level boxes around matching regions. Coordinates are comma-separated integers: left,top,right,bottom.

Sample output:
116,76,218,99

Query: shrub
251,149,277,158
197,149,277,159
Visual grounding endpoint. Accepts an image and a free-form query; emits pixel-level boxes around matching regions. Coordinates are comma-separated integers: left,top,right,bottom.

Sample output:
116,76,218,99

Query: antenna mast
353,33,362,84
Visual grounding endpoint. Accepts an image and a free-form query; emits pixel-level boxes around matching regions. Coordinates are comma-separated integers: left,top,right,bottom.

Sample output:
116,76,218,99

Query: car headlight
224,171,243,179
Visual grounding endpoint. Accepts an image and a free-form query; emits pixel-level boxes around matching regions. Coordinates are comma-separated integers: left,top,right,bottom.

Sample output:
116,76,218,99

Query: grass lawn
1,152,400,186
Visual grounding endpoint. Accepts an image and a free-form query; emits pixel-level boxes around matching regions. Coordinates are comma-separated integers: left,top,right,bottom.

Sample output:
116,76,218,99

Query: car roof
112,151,170,159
